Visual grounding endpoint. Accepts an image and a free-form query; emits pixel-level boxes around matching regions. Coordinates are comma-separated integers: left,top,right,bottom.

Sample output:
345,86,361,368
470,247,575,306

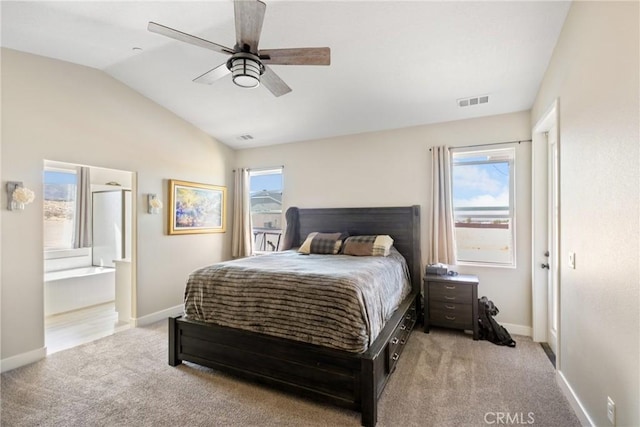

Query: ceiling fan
148,0,330,97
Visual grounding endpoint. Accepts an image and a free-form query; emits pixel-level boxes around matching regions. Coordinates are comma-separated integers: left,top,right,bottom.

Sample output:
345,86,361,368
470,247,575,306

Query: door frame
531,99,561,366
546,123,559,355
42,161,137,351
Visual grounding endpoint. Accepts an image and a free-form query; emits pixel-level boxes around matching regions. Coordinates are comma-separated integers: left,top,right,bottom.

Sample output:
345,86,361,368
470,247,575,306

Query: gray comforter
184,249,411,353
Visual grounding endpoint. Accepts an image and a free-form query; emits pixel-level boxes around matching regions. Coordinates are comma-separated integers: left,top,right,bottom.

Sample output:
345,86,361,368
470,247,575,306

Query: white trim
531,99,560,346
0,346,46,373
533,99,559,134
131,304,184,327
557,369,594,426
501,322,532,337
248,166,283,176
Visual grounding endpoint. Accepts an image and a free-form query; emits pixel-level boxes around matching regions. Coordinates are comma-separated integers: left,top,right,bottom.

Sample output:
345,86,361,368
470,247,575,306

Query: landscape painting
168,179,226,235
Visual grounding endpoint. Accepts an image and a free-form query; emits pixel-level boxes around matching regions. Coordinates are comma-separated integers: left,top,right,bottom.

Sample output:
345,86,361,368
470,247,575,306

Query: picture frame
168,179,226,235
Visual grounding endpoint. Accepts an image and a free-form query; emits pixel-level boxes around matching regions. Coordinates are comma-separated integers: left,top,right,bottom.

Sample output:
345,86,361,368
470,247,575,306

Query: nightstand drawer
429,301,472,317
429,308,473,329
429,282,472,302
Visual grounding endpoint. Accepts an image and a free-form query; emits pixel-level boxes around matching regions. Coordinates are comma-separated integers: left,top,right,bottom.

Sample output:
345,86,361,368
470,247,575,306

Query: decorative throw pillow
298,232,346,255
342,235,394,256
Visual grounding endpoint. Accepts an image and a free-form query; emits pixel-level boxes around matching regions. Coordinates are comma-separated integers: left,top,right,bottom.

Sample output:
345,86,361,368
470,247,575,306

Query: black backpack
478,296,516,347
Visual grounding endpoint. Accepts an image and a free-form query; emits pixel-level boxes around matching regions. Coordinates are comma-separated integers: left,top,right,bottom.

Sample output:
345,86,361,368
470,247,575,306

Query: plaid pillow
298,232,346,255
342,235,394,256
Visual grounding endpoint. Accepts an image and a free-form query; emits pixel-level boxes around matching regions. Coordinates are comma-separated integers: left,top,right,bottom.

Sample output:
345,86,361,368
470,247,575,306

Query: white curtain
73,166,92,248
231,168,254,258
428,146,456,265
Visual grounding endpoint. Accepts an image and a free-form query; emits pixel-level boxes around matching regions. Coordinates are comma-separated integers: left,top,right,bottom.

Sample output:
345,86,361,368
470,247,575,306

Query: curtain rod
233,165,285,172
429,139,532,151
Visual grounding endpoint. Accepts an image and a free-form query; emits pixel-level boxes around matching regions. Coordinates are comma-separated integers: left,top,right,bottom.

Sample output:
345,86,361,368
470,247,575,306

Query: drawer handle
392,353,399,361
400,325,407,330
445,285,456,289
445,315,456,321
400,338,406,345
445,304,456,310
444,296,456,301
391,338,399,345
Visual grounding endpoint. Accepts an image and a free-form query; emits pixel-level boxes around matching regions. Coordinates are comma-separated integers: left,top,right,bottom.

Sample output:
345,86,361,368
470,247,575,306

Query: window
43,168,78,250
249,167,283,252
451,146,516,266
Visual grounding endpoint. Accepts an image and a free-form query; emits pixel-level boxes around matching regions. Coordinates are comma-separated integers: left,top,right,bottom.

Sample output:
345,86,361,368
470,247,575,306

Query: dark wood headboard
282,206,422,295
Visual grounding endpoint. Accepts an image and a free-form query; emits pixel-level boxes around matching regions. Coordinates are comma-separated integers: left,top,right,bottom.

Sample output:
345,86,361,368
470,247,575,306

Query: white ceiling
1,1,571,149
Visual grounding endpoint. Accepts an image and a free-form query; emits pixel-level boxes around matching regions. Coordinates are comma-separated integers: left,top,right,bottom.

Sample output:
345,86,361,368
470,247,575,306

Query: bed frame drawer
386,305,416,373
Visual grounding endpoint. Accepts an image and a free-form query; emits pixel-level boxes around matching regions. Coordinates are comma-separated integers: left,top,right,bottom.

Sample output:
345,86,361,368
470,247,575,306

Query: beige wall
532,2,639,426
237,111,533,332
1,48,235,363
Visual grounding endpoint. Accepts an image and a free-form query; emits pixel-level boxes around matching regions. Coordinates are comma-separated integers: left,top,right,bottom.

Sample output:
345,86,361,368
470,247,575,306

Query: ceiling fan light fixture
229,54,262,88
148,0,330,97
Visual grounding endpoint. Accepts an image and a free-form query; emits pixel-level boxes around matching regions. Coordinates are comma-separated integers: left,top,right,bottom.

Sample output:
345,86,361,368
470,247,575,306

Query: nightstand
423,274,479,340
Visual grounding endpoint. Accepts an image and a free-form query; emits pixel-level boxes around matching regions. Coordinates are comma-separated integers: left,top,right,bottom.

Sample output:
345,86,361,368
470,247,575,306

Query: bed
169,206,422,427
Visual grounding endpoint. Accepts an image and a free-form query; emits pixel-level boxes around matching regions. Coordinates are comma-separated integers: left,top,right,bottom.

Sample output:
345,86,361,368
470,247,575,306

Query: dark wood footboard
169,291,417,426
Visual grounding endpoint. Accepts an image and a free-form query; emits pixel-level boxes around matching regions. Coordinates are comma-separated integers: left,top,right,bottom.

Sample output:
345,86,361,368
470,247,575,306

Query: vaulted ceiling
1,1,571,149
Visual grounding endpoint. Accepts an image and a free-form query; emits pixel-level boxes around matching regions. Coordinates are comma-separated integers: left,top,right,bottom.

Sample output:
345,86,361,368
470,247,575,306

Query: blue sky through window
44,170,76,185
250,173,282,193
452,156,510,208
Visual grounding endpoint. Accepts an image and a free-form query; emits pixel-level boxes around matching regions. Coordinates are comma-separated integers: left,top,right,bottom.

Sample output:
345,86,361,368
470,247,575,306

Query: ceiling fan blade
261,66,292,97
234,0,266,53
148,22,234,55
193,63,231,85
260,47,331,66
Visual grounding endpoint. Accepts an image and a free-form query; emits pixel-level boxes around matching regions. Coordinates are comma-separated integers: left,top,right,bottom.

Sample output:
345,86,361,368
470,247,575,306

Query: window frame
450,145,517,268
43,166,79,252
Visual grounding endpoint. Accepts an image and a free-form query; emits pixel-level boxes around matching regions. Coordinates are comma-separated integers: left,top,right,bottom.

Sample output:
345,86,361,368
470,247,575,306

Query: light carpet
1,321,581,426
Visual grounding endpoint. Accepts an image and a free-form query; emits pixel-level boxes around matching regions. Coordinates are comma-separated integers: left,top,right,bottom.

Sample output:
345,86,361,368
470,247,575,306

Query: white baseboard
557,369,594,426
501,322,532,337
131,304,184,327
1,346,46,373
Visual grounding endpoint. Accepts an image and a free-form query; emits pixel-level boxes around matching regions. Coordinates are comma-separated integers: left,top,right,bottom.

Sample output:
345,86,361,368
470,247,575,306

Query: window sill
456,261,517,269
44,248,91,260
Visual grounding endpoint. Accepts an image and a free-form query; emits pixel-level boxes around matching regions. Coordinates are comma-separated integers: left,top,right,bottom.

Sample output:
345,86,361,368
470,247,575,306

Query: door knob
541,263,550,269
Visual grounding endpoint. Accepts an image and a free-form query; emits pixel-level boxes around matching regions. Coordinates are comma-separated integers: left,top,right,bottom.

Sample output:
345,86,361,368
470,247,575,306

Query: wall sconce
7,182,35,211
148,194,163,214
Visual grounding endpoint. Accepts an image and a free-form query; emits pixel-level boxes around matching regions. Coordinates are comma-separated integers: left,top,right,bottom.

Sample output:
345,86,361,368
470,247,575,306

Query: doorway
532,99,560,368
43,160,135,354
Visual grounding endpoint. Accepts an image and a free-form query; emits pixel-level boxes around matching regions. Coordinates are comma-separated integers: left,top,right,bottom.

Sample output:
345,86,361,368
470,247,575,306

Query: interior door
547,125,559,355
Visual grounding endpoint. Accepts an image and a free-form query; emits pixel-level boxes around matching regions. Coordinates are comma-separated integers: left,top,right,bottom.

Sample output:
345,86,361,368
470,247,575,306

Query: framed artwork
168,179,226,235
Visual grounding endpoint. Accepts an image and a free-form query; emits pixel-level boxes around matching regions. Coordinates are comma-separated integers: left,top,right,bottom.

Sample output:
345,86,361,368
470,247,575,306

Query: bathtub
45,266,116,316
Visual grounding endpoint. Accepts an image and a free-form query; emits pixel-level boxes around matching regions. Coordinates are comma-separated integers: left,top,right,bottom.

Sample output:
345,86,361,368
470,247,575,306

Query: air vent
457,95,489,108
237,134,254,141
